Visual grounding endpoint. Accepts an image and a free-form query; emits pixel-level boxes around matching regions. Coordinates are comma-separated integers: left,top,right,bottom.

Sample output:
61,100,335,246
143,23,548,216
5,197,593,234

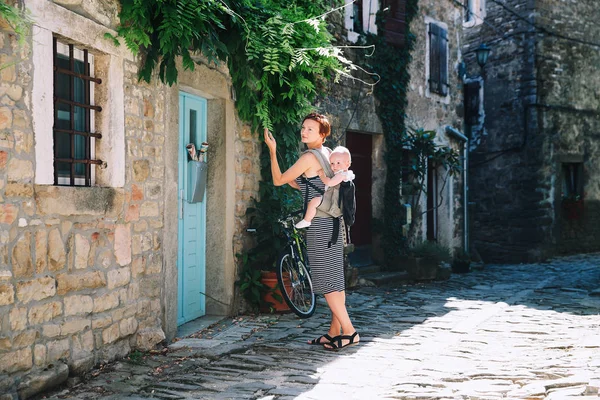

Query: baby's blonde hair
331,146,352,163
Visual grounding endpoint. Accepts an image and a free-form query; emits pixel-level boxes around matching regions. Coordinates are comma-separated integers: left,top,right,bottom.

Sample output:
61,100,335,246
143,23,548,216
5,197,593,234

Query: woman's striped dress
296,176,345,295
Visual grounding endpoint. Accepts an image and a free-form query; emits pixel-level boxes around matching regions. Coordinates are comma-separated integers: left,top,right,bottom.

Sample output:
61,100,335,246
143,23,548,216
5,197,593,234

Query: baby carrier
300,149,356,246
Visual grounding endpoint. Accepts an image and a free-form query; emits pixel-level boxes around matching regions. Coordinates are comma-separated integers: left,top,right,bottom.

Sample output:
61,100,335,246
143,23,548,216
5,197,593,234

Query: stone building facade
0,0,470,397
320,0,467,264
0,0,259,397
463,0,600,262
403,0,467,255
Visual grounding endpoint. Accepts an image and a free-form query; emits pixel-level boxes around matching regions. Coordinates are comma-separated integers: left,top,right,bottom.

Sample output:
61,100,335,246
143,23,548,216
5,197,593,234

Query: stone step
347,245,373,268
355,264,382,275
358,271,410,286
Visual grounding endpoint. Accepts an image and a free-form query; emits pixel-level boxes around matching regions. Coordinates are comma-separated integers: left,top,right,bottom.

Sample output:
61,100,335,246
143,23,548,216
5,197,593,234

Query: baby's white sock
295,219,311,229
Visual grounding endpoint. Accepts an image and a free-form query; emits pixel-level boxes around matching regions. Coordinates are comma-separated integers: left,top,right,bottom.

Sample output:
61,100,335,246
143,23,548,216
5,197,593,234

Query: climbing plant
0,1,31,46
111,1,376,280
366,0,420,263
401,127,461,224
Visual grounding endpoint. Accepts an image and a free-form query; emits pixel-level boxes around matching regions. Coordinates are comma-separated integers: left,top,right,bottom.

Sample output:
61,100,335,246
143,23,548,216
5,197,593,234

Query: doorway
345,131,373,246
177,92,207,325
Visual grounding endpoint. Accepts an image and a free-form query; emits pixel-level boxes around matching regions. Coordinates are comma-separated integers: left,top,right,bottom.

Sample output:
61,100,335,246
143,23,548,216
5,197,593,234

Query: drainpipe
445,126,469,253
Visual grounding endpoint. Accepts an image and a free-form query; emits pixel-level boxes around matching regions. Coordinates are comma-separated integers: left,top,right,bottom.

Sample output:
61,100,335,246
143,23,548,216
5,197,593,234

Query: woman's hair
303,112,331,142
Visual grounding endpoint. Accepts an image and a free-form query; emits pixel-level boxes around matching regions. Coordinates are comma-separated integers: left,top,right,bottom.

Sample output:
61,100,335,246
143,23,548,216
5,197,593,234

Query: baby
295,146,355,229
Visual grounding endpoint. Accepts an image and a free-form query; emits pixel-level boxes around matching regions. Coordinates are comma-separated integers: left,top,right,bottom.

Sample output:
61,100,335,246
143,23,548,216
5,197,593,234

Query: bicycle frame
279,212,309,268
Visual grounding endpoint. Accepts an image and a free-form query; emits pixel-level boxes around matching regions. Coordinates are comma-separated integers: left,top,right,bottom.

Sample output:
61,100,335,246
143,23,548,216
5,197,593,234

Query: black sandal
309,333,334,345
323,331,359,351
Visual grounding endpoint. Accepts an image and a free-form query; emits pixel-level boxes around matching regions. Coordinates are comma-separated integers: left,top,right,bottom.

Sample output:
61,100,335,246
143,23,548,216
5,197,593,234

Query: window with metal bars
428,23,448,96
53,38,103,186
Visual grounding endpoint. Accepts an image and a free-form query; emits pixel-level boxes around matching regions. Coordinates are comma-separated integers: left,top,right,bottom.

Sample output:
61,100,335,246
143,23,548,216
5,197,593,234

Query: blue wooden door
177,92,207,325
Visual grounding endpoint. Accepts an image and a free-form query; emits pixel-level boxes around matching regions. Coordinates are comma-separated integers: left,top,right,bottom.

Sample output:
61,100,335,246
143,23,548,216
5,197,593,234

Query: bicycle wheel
277,250,316,318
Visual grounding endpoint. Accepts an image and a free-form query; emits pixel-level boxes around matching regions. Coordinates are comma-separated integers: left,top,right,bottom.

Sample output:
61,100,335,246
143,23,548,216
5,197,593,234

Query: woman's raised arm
264,128,310,187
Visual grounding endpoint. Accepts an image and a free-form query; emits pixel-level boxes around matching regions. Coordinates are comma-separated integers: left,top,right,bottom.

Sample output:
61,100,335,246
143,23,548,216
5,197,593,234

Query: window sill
34,185,125,217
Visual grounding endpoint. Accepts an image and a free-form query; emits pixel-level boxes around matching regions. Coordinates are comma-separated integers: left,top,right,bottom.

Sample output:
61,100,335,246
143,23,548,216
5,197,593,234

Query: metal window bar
52,38,103,186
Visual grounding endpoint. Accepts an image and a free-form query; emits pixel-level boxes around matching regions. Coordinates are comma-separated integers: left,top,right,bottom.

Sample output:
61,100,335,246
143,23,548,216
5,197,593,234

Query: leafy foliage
113,0,345,132
401,128,461,211
111,0,360,306
410,240,452,263
0,1,31,46
237,252,264,310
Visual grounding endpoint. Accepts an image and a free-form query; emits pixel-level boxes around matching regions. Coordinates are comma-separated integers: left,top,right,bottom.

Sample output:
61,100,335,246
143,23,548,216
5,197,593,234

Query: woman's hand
264,128,277,154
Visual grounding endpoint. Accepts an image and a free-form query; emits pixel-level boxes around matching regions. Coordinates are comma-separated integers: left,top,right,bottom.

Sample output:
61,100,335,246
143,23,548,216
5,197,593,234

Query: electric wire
451,0,600,50
487,0,600,49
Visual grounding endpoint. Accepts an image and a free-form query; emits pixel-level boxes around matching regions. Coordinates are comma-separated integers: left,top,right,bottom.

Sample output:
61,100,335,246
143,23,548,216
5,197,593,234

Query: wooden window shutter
384,0,407,47
439,27,448,96
429,23,448,96
429,23,440,94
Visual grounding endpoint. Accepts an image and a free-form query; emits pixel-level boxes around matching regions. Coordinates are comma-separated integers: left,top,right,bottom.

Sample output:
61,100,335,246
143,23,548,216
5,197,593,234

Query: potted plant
238,189,301,313
404,241,452,280
237,252,290,313
451,248,471,274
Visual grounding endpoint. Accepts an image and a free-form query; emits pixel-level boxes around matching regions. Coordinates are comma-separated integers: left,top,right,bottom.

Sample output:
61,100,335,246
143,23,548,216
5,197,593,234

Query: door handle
179,189,184,220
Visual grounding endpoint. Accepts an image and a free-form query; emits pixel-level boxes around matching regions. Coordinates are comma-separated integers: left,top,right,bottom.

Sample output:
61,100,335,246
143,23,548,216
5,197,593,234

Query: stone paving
34,253,600,400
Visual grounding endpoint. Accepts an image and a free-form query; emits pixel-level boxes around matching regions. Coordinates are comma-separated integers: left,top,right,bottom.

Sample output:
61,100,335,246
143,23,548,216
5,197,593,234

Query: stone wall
0,0,254,397
232,124,262,267
0,19,167,398
536,0,600,255
316,3,467,265
463,0,547,262
404,0,466,255
464,0,600,262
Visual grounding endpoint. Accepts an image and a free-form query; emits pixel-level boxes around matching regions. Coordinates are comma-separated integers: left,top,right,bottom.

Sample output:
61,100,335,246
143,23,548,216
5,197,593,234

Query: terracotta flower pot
260,271,291,313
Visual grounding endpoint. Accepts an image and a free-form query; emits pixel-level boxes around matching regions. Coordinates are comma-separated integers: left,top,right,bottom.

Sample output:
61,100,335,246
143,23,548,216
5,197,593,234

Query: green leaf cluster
112,0,348,304
402,128,461,198
0,1,32,46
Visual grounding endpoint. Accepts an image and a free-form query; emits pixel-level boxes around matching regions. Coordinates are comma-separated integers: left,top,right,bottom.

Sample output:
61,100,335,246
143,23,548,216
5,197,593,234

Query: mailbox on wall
188,161,207,203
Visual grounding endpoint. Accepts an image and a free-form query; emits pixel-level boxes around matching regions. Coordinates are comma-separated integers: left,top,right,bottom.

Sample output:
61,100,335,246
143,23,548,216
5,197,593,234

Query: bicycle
276,210,316,318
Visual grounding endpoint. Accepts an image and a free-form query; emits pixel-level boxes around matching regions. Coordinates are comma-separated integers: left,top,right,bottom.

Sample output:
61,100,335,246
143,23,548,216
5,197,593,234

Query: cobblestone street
36,254,600,400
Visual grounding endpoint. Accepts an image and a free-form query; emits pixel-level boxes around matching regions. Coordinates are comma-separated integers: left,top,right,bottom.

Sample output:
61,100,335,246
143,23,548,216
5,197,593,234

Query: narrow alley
35,253,600,400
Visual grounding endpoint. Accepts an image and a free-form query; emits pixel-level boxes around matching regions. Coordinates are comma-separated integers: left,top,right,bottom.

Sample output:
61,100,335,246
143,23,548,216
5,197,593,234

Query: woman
264,112,359,350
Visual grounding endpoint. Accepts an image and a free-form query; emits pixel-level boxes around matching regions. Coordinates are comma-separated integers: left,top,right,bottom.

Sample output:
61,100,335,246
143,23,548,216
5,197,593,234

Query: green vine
367,0,420,263
112,1,366,285
0,1,31,46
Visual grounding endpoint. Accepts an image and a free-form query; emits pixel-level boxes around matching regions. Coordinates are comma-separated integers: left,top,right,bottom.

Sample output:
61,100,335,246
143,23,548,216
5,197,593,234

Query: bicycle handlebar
279,210,303,222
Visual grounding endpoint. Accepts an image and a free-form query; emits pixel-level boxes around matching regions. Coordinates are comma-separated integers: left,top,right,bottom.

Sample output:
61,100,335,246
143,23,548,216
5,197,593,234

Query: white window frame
29,0,130,188
463,0,486,28
424,17,450,103
344,0,379,43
